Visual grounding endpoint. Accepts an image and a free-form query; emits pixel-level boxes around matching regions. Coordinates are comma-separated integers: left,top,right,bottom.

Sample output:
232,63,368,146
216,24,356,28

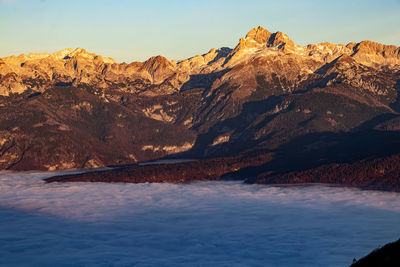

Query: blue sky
1,0,400,62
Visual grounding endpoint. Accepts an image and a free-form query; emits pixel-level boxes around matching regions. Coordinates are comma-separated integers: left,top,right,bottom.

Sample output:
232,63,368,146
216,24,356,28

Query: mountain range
1,26,400,190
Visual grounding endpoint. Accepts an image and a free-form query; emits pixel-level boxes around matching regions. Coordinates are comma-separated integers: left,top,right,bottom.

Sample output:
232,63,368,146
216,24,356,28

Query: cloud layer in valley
1,171,400,266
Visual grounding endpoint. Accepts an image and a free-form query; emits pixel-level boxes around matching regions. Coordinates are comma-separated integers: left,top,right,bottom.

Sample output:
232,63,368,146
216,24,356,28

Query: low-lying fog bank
1,171,400,266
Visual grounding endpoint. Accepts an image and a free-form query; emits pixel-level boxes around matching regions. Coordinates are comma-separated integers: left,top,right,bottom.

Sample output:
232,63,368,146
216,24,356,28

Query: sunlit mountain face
1,23,400,266
1,26,399,190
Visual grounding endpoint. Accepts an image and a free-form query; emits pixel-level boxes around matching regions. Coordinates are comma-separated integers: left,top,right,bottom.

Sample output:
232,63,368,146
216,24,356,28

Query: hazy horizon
1,0,400,63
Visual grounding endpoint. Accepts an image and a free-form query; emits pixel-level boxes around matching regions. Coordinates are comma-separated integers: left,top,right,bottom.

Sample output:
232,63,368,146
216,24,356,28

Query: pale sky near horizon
1,0,400,63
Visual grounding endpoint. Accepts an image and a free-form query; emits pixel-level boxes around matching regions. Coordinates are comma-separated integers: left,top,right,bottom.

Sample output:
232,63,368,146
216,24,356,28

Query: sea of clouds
1,171,400,266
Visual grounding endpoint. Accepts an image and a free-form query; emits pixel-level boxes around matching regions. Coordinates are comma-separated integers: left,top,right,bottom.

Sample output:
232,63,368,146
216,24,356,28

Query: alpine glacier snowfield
1,171,400,266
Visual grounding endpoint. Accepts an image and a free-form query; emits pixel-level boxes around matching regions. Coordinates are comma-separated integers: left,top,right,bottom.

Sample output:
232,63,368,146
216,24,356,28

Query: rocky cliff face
2,26,399,97
1,26,400,172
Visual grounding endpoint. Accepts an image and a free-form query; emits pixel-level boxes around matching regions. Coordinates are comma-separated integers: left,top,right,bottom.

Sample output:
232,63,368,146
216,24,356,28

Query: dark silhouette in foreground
351,238,400,267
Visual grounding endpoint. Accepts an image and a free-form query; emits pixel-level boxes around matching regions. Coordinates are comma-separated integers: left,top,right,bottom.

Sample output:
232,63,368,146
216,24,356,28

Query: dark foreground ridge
250,154,400,192
46,153,400,192
350,238,400,267
45,154,272,183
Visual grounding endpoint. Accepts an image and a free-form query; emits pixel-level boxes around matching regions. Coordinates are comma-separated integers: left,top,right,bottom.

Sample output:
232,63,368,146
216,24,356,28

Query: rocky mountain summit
2,26,399,97
1,26,400,189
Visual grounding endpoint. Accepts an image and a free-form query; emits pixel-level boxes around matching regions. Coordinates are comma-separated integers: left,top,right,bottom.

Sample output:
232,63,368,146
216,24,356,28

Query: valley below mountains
1,26,400,190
